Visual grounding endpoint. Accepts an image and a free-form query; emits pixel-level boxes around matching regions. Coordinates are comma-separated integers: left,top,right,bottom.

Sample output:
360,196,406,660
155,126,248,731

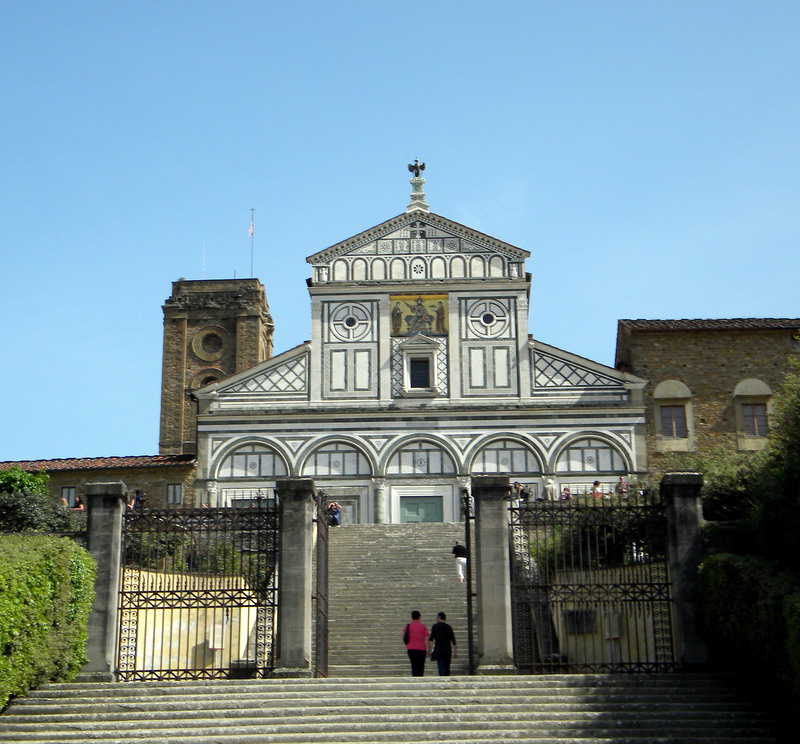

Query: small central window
409,358,431,388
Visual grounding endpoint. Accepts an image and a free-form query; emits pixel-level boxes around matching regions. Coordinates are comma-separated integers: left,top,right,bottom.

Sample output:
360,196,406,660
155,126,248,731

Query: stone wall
617,322,799,481
47,463,197,508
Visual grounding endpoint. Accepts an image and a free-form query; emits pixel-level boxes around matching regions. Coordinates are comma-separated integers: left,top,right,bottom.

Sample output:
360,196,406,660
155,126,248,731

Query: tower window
202,333,223,354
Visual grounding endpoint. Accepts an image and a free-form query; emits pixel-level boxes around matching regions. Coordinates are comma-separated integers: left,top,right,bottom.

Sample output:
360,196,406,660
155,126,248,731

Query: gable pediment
531,341,645,390
196,344,311,401
306,212,530,265
396,333,443,351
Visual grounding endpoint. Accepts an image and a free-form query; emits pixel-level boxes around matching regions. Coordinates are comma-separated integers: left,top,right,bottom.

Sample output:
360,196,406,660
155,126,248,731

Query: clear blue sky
1,1,797,461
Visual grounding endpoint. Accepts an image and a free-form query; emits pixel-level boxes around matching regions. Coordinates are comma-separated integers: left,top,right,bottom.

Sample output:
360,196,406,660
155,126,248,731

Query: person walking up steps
452,540,467,582
402,610,430,677
429,612,457,676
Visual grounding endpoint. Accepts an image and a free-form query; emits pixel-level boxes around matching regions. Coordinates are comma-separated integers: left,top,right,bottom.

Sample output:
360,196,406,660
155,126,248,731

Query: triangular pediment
531,341,646,390
396,333,442,350
306,211,530,265
195,344,311,400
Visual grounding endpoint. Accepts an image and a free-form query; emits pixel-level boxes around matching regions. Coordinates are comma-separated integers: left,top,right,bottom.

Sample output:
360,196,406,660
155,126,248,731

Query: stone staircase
0,522,785,742
0,674,782,743
326,522,470,677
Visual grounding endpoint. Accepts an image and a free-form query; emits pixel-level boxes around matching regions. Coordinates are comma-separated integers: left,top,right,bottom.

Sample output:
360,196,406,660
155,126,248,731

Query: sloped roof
0,454,196,473
618,318,800,332
615,318,800,370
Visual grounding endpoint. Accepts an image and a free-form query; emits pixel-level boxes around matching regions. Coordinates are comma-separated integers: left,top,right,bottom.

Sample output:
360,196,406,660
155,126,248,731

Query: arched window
653,379,694,452
734,378,772,450
471,439,541,475
555,438,627,474
301,442,372,477
386,441,456,475
217,444,288,478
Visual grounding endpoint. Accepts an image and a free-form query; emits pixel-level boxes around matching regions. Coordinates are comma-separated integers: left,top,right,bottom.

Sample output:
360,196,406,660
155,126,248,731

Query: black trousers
435,648,452,676
407,649,426,677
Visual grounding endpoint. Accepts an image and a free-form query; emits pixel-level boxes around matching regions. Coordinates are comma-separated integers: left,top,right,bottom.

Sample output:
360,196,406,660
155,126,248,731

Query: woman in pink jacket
402,610,431,677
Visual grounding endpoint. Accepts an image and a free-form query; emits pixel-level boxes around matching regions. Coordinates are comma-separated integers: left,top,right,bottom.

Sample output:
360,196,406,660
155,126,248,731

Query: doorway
400,495,443,523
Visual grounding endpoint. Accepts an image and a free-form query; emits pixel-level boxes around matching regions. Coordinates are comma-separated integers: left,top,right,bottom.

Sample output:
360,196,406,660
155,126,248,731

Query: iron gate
117,502,279,681
510,490,676,673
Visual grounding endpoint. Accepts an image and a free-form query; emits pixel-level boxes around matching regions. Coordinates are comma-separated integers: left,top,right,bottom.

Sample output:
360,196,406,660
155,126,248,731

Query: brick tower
159,278,274,455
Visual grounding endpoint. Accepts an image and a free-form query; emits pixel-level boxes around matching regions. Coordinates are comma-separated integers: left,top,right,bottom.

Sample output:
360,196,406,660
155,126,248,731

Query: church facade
190,175,648,522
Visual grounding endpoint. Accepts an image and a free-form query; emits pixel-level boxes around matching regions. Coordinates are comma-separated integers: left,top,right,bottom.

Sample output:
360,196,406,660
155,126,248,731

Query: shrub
744,352,800,570
698,553,800,706
0,535,96,710
659,445,755,521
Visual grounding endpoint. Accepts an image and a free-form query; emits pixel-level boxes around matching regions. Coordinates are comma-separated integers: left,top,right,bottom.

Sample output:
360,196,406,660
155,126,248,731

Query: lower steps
0,673,782,743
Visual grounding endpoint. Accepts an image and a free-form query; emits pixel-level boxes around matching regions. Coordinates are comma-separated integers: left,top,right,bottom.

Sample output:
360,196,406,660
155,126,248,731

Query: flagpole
249,208,255,278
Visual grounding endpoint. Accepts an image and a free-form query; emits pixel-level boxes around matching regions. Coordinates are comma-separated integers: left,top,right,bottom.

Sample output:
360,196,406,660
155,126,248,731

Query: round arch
653,379,691,399
297,436,376,478
191,367,226,390
466,434,545,475
210,438,292,481
734,378,772,397
371,258,387,281
550,432,633,475
351,258,369,281
378,434,462,477
331,259,349,281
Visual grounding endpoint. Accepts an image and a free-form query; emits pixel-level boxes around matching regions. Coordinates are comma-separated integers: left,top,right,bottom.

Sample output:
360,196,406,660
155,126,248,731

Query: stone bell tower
159,278,274,455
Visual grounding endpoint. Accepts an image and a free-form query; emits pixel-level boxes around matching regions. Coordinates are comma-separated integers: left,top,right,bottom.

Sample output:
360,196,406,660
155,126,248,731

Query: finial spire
406,159,429,213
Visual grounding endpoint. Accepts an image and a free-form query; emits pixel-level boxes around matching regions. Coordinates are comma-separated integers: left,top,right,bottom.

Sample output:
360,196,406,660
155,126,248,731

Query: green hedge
0,535,96,709
699,552,800,709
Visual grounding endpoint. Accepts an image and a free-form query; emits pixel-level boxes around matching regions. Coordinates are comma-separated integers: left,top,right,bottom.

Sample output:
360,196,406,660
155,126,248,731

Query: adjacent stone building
615,318,800,481
0,454,196,508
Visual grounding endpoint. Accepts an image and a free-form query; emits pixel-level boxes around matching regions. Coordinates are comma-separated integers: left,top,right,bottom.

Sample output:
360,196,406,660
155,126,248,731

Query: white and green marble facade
194,179,647,522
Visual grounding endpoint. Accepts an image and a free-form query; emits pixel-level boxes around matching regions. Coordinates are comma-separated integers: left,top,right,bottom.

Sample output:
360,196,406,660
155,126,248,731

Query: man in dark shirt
452,540,467,583
429,612,457,676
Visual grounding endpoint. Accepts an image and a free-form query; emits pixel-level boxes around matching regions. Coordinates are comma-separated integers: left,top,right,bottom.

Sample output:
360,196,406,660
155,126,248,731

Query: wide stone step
0,718,778,740
1,675,780,744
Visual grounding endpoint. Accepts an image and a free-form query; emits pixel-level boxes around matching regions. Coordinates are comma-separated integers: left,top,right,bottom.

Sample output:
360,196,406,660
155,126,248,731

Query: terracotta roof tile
618,318,800,332
0,454,196,473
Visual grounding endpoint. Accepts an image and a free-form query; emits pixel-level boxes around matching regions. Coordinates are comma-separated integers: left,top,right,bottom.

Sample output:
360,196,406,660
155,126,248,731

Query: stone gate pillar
79,481,128,681
275,478,315,676
472,475,516,673
663,471,709,668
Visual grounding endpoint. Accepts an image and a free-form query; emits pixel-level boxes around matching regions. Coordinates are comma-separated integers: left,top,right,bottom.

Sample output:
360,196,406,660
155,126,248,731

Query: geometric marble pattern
534,350,623,389
225,356,308,394
390,337,449,397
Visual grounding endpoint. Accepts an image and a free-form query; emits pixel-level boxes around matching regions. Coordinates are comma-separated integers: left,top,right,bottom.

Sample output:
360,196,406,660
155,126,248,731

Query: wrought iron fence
117,501,279,681
510,490,676,673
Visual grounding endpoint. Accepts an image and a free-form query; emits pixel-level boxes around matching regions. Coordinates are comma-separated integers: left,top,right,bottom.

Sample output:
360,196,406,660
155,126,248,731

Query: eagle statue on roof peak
408,159,425,178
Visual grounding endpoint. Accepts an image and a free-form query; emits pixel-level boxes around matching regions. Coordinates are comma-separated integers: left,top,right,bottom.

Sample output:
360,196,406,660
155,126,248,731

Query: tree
659,444,755,521
0,466,49,498
0,467,60,533
746,351,800,569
